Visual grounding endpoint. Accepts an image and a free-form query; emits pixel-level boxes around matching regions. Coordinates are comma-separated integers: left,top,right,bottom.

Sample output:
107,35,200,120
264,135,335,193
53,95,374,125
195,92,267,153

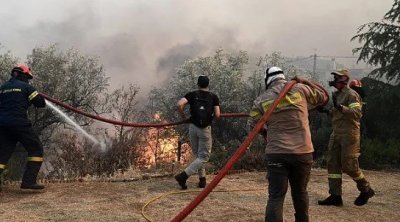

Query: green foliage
360,138,400,169
0,44,145,179
0,46,18,83
309,110,332,162
149,49,251,143
149,50,315,171
362,77,400,139
352,0,400,83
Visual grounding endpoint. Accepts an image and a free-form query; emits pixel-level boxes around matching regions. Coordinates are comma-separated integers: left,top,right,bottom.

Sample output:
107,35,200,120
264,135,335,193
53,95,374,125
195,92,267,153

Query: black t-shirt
185,90,220,128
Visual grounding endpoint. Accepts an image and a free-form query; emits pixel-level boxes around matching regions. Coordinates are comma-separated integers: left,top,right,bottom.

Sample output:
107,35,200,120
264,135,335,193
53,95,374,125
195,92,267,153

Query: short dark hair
197,75,209,88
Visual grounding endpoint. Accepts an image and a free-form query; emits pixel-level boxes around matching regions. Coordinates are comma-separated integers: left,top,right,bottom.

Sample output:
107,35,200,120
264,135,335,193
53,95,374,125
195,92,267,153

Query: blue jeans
265,153,313,222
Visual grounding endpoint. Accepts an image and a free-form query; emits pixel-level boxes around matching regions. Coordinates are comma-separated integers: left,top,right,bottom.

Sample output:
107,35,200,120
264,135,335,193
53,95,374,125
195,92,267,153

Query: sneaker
318,195,343,206
198,177,206,188
21,183,45,190
174,171,188,190
354,188,375,206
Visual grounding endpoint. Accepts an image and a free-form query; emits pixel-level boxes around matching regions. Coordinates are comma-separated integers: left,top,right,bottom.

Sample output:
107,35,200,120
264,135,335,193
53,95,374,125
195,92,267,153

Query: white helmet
265,66,285,87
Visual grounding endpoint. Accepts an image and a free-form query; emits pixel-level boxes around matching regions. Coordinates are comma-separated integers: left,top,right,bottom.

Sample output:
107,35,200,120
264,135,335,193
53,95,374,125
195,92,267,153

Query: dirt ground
0,168,399,222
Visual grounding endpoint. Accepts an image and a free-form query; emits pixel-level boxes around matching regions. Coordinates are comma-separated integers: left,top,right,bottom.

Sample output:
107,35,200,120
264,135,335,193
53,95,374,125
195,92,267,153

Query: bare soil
0,168,399,222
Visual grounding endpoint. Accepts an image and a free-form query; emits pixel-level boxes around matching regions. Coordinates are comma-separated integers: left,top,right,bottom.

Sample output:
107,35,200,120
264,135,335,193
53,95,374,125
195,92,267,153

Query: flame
139,112,191,167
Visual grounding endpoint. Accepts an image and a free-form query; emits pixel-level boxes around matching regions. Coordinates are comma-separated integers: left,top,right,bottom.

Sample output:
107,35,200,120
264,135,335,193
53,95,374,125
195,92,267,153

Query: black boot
174,171,188,190
198,177,206,188
21,161,44,190
354,188,375,206
318,195,343,206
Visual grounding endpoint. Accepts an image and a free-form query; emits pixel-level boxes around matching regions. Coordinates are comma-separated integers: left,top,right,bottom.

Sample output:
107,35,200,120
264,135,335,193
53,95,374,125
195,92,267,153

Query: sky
0,0,394,93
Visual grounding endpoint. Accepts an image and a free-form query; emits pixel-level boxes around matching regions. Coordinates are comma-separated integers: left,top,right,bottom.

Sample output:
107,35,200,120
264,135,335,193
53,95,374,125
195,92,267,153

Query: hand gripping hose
39,93,249,128
170,80,297,222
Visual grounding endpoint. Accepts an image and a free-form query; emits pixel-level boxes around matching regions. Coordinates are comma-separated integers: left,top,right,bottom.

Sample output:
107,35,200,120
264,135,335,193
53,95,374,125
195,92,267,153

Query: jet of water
45,100,106,151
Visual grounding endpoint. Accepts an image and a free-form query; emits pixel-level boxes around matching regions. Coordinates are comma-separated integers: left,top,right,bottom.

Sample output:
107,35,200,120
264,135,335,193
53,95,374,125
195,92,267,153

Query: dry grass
0,168,399,222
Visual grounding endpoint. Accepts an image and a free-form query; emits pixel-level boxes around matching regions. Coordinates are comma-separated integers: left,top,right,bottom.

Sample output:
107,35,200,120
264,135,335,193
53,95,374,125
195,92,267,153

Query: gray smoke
0,0,392,93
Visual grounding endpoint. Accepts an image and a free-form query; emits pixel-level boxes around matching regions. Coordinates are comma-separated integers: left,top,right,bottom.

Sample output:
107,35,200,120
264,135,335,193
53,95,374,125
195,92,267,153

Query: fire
139,112,191,167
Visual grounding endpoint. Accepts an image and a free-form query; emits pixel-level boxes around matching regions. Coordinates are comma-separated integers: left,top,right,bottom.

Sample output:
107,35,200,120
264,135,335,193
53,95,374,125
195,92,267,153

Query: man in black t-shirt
175,75,220,189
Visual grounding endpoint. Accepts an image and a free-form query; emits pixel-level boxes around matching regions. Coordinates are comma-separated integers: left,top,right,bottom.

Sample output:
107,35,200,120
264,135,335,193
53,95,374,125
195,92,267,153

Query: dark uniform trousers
265,153,313,222
0,125,44,185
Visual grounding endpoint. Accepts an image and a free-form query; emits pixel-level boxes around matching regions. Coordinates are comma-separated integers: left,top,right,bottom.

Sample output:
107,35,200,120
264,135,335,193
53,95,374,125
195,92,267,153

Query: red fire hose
39,93,249,128
170,80,297,222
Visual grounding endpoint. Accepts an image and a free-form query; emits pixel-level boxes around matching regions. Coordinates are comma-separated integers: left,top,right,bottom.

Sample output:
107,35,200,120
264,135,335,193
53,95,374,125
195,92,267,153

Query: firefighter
318,69,374,206
247,67,329,222
0,64,46,192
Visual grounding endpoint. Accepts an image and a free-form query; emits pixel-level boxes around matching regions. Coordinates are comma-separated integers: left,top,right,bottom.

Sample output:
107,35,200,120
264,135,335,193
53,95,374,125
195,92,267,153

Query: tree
0,46,19,82
352,0,400,83
25,45,112,178
28,45,110,134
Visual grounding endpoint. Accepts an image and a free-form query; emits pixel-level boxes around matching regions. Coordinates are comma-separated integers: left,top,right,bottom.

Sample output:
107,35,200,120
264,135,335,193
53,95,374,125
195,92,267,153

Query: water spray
45,100,106,151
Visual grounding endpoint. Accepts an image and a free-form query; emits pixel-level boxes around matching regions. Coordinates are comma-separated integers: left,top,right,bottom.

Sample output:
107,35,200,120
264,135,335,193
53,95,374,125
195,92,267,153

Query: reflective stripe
278,92,302,108
249,109,262,120
353,173,365,181
261,92,303,112
27,156,43,162
1,88,22,93
261,100,274,112
0,164,6,169
29,91,39,101
328,173,342,179
308,89,318,105
348,102,361,109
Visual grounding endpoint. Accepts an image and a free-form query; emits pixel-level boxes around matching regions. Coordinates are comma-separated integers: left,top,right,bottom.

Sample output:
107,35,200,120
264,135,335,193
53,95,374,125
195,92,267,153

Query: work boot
318,195,343,206
175,171,188,190
21,161,45,190
354,188,375,206
198,177,206,188
21,183,45,190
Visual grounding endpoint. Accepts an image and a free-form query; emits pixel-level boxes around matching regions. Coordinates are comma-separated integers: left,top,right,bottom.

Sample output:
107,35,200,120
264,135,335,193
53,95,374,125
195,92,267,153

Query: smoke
0,0,392,93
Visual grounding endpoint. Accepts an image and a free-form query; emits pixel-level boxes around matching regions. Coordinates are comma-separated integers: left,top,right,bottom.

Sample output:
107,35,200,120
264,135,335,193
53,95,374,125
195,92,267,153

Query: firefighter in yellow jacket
318,69,374,206
248,67,329,222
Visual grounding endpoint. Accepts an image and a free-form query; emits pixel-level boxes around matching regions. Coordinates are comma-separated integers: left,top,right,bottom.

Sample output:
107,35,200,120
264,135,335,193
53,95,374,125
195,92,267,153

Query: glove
332,92,337,107
332,93,343,111
292,76,307,84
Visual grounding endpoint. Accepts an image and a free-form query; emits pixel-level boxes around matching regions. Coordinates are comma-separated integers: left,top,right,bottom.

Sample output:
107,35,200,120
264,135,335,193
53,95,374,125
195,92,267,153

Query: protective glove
292,76,307,84
332,93,343,111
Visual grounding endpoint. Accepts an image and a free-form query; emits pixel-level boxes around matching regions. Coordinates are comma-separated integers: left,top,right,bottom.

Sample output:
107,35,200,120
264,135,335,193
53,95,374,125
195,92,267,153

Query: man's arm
177,97,188,119
27,85,45,108
338,93,362,119
214,105,221,119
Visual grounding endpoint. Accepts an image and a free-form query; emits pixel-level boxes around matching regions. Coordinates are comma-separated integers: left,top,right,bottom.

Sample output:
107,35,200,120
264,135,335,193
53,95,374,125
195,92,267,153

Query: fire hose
170,79,329,221
40,78,328,221
170,80,297,222
39,93,249,128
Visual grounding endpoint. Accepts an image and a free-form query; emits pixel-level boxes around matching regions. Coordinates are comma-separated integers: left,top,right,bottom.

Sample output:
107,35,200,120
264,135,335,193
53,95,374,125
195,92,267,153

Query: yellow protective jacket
331,86,362,135
247,79,328,154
